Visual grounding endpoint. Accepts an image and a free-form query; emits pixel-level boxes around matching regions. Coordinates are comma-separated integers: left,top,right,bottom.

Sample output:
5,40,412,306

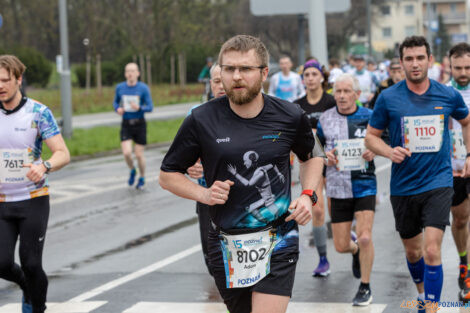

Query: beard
225,78,262,105
456,75,470,87
405,70,427,84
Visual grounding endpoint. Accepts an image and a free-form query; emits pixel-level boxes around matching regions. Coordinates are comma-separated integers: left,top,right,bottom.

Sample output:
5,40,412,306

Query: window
381,5,391,15
383,27,392,38
405,5,414,16
405,26,416,37
450,3,457,13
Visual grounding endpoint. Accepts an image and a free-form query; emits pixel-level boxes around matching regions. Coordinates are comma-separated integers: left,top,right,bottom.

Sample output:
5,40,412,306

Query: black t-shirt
161,94,315,232
294,92,336,129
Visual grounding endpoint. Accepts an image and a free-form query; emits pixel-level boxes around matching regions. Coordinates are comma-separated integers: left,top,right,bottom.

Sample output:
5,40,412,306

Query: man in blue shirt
365,36,470,311
113,63,153,189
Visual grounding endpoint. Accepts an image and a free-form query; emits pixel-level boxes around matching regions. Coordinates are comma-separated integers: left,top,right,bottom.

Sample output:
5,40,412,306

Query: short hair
125,62,140,71
218,35,269,67
399,36,431,60
0,55,26,80
449,43,470,60
329,58,340,67
333,73,360,93
209,63,220,78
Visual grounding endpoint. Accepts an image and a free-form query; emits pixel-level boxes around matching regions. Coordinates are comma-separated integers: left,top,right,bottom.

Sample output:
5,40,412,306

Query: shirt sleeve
316,120,326,147
451,91,469,121
113,85,121,112
296,75,306,99
160,114,201,174
291,112,315,162
140,84,153,113
38,107,60,140
369,93,388,130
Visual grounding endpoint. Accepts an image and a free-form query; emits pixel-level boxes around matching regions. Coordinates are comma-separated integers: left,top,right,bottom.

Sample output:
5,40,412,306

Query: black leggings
0,196,50,313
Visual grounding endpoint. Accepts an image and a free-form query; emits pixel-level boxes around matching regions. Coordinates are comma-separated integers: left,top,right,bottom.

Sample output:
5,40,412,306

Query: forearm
299,157,324,191
365,133,393,159
47,148,70,172
159,171,208,203
463,124,470,153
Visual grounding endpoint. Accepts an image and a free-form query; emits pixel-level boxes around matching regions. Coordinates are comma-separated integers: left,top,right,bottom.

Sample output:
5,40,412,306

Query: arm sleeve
291,112,315,162
368,93,388,130
451,91,469,121
140,84,153,113
160,114,201,174
39,107,60,140
112,85,121,112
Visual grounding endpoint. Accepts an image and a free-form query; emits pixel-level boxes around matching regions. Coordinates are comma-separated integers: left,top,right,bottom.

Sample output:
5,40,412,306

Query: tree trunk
96,53,102,95
170,54,175,85
139,53,146,83
146,54,152,86
85,53,91,94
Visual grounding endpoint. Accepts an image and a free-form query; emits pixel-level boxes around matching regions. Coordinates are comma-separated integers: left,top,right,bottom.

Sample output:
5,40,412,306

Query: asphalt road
0,147,468,313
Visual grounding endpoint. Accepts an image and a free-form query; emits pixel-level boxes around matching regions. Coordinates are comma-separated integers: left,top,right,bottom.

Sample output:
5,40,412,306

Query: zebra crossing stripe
0,301,106,313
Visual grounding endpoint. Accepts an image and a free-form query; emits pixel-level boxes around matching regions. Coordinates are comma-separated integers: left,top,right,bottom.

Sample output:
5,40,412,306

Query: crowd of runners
2,33,470,313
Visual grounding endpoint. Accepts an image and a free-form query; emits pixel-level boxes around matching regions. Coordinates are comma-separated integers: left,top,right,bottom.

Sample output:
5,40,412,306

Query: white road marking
68,244,201,302
375,162,391,174
123,302,388,313
0,301,106,313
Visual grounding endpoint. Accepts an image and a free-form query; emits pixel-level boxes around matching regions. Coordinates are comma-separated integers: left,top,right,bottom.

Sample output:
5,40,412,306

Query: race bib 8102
219,229,278,288
402,115,444,153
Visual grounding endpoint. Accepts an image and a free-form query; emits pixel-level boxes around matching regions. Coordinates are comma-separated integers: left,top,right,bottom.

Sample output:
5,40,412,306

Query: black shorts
390,187,453,239
120,118,147,145
207,227,298,313
452,177,470,206
330,195,376,223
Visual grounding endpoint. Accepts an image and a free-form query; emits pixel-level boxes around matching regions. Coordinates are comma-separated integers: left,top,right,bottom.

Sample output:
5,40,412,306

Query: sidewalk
72,101,198,129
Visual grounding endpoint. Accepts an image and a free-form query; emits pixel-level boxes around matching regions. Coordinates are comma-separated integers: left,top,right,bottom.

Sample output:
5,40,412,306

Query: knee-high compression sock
406,257,424,284
313,225,327,257
424,264,443,303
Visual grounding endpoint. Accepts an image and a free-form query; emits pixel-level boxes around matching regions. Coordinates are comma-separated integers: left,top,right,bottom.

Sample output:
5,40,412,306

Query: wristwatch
43,161,52,174
301,189,318,206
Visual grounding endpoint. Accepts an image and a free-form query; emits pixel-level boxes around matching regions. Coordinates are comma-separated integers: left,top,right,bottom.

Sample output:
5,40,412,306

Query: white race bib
122,95,140,112
219,229,278,288
452,130,466,160
335,139,366,171
402,115,444,153
0,149,33,183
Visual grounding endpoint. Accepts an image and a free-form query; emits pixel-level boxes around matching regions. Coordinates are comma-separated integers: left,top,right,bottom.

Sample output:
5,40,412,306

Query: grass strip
42,118,184,160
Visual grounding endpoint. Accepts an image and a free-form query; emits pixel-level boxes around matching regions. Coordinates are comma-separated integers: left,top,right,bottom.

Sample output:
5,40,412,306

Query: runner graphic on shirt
227,150,285,224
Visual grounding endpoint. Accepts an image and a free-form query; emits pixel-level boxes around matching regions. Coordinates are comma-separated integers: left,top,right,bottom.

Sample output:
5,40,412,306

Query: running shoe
416,297,426,313
128,168,137,186
22,297,32,313
136,177,145,190
351,230,357,242
459,264,468,290
312,256,330,277
352,248,361,279
352,285,372,306
460,276,470,303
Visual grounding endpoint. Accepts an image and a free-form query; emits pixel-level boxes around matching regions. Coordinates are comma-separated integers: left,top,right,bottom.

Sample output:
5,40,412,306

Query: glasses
220,65,265,75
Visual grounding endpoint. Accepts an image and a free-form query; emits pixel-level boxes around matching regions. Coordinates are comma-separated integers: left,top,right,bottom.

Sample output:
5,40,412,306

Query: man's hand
462,157,470,178
325,148,338,166
362,149,376,162
389,147,411,163
116,108,125,116
203,180,234,206
187,162,203,179
130,101,140,111
227,164,237,176
23,163,47,183
285,194,313,225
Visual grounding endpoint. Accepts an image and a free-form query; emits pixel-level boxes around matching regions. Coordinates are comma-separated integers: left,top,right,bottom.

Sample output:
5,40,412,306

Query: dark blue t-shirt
370,79,468,196
112,81,153,120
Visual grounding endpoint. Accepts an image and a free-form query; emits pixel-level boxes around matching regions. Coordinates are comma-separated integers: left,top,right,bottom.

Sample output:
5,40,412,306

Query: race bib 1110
402,115,444,153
